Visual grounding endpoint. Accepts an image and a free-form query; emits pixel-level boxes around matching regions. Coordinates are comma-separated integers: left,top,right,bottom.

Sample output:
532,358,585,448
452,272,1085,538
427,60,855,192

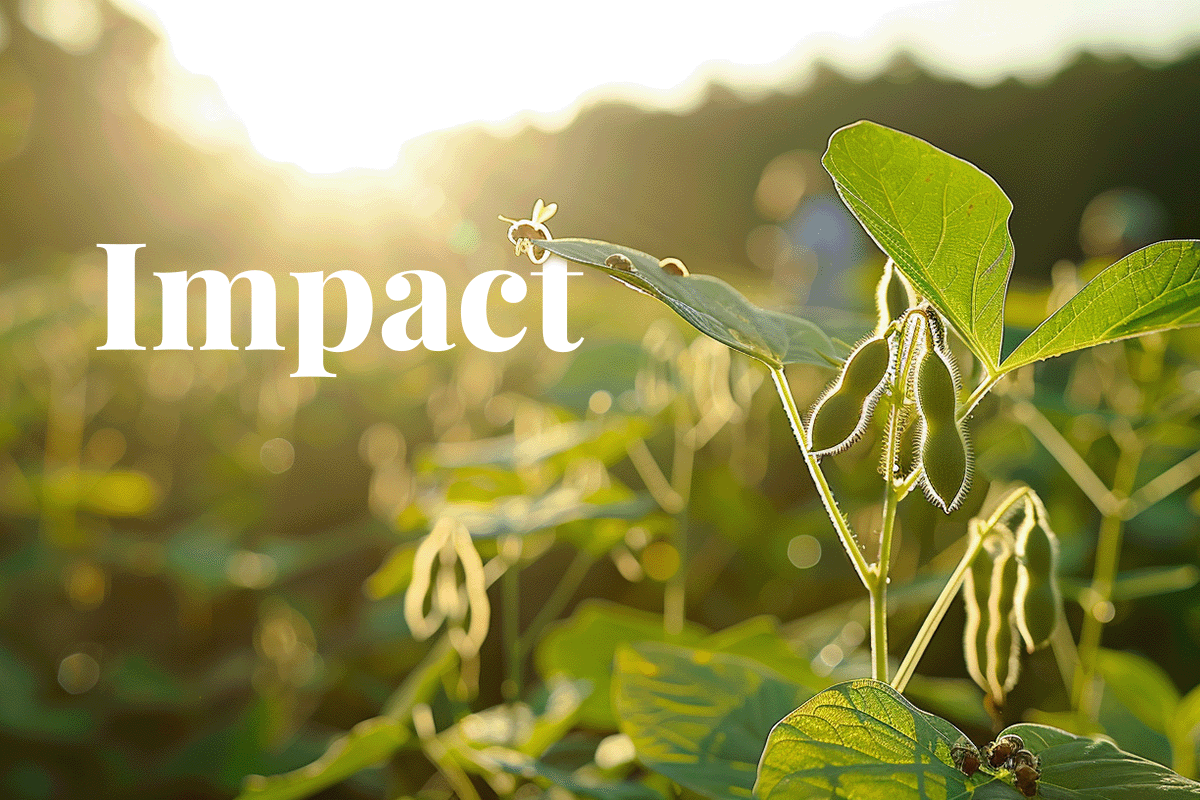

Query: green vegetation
4,5,1200,797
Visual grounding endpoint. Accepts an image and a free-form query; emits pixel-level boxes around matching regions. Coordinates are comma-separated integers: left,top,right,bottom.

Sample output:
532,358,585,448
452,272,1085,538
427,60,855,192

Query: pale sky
102,0,1200,174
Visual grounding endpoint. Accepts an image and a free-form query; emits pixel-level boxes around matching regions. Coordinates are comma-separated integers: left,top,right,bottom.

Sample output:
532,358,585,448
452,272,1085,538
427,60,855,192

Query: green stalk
502,563,521,702
516,549,597,660
891,532,986,693
770,368,871,588
873,399,904,682
1072,440,1140,714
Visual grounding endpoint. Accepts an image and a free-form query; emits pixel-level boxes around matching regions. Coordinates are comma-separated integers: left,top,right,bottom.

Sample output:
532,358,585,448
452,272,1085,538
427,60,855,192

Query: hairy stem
770,367,871,587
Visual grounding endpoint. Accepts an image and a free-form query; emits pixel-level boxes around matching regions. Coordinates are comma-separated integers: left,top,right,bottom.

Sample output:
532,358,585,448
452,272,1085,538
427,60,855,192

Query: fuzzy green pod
962,529,1022,707
961,527,994,697
875,260,914,332
807,336,893,456
914,348,972,512
1015,497,1062,653
987,538,1022,705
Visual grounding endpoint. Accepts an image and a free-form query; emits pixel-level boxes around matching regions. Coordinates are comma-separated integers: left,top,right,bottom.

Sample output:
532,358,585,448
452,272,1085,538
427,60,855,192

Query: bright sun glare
108,0,1200,174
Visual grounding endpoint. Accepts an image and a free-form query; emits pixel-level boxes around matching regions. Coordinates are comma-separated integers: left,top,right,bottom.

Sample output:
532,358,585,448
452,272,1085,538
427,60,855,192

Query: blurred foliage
0,1,1198,798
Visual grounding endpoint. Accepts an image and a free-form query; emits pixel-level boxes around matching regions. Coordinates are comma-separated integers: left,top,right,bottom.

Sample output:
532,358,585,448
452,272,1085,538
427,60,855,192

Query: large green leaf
755,681,1200,800
535,238,841,368
615,642,812,800
1003,240,1200,370
755,680,992,800
1002,722,1200,798
1094,648,1180,738
822,121,1014,373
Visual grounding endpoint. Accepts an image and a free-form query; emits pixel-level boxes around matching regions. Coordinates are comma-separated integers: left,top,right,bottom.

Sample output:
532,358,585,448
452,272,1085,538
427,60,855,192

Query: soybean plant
500,120,1200,797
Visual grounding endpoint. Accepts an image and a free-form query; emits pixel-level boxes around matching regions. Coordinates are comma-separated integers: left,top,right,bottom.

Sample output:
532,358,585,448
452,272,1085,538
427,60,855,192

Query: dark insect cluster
951,734,1042,797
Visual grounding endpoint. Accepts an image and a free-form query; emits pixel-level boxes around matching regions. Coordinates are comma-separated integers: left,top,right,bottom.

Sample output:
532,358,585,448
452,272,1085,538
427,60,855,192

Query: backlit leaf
615,642,811,800
534,238,841,369
823,121,1014,373
1003,240,1200,370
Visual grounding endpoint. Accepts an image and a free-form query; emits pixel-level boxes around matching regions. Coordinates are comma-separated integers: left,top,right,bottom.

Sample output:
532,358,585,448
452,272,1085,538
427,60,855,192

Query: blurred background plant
1,0,1200,797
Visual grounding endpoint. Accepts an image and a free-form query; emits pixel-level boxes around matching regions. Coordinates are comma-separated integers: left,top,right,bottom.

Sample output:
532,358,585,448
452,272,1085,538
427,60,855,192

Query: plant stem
958,373,1000,422
664,397,696,636
770,368,871,587
516,548,597,659
872,398,906,682
1072,436,1141,715
502,561,521,702
891,532,986,693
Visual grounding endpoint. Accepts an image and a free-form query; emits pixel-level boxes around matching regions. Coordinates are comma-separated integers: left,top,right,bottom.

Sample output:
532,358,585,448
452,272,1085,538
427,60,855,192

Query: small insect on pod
1011,749,1042,798
914,342,972,512
950,741,981,777
499,199,558,264
806,335,895,456
984,734,1025,769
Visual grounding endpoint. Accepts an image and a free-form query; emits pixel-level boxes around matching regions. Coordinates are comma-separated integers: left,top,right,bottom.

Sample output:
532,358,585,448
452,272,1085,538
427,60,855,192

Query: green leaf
437,490,656,541
240,637,456,800
698,616,827,692
491,751,665,800
755,681,1200,800
755,679,987,800
536,600,707,728
1003,240,1200,370
1170,684,1200,778
236,717,408,800
534,238,841,368
822,121,1014,373
1094,648,1180,737
1001,722,1200,798
615,642,812,800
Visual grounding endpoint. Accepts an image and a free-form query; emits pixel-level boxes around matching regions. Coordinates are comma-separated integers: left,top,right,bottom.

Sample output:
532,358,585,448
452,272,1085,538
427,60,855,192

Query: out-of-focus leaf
699,616,826,692
823,121,1014,373
492,750,665,800
615,642,811,800
37,469,160,517
381,633,457,721
535,238,840,369
903,674,991,730
1004,240,1200,370
434,419,634,470
0,645,92,741
236,717,408,800
441,489,656,540
536,600,707,728
108,654,186,706
1095,648,1180,736
364,542,417,601
450,677,590,758
548,340,645,412
1171,684,1200,778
